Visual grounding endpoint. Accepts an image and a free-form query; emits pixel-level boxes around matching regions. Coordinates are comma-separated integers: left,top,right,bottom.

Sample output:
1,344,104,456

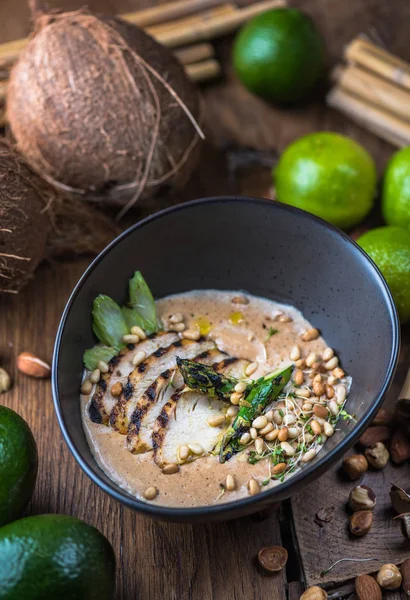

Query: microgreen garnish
265,327,279,341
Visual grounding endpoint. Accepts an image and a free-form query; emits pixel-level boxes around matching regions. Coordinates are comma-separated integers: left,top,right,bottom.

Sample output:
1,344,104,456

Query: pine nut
252,415,268,429
272,462,287,474
272,411,283,425
328,400,338,416
235,381,247,394
226,474,236,491
265,429,279,442
255,437,264,454
240,432,251,445
123,334,139,344
302,328,319,342
183,329,201,341
333,367,345,379
144,486,158,500
312,381,324,396
310,420,322,435
133,350,146,366
336,385,347,405
293,369,304,386
245,362,258,377
302,449,316,463
296,388,310,398
247,333,255,342
259,422,274,436
305,352,317,367
312,373,322,383
98,360,109,373
207,414,225,427
131,325,146,339
178,445,190,462
325,384,335,399
232,295,249,305
81,379,93,395
226,405,239,418
188,443,204,455
169,313,183,324
312,362,326,373
323,347,334,361
90,368,101,384
315,416,326,425
281,441,296,456
111,381,123,397
250,427,258,440
302,403,313,412
290,346,301,361
304,433,314,443
278,427,289,441
295,359,306,369
171,322,186,332
278,314,292,323
288,427,300,439
324,356,339,370
162,463,180,475
265,410,274,422
248,477,260,495
327,375,336,385
324,422,334,437
283,413,296,426
313,404,329,419
230,392,242,405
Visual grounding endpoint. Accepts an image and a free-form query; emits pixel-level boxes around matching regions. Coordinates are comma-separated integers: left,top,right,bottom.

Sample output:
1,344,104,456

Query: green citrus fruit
382,146,410,230
232,8,325,104
357,226,410,323
274,132,377,229
0,405,37,527
0,514,116,599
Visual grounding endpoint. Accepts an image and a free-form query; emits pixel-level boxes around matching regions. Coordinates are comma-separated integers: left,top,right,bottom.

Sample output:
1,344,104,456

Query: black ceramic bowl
52,197,400,523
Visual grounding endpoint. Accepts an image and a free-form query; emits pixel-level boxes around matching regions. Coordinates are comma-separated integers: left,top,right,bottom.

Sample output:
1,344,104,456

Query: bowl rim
52,196,400,519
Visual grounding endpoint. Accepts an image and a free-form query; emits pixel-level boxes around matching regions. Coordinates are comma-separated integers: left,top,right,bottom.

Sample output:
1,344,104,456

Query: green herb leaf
265,327,279,341
126,271,162,334
92,295,129,347
262,478,271,486
83,346,117,371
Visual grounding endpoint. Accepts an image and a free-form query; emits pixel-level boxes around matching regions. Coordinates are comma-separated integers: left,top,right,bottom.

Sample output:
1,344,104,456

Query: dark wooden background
0,1,409,599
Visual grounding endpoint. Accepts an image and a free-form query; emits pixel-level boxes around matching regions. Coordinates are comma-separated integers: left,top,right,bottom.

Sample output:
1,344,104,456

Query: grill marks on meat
109,338,215,433
87,332,178,424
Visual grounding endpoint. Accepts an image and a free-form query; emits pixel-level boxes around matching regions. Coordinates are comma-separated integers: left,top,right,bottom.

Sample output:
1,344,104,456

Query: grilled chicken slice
110,338,215,433
153,358,241,467
87,332,178,424
127,349,233,454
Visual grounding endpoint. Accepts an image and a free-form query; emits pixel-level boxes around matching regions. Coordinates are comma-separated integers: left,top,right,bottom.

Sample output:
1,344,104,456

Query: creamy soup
81,290,350,507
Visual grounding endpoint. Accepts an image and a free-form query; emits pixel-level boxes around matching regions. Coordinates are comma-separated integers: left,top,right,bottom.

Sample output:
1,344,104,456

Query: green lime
273,132,377,229
0,514,116,599
232,8,325,104
0,405,37,527
382,146,410,230
357,226,410,323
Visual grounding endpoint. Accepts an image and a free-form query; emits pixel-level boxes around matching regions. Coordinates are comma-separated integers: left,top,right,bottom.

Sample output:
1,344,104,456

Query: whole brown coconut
8,4,203,212
0,140,50,294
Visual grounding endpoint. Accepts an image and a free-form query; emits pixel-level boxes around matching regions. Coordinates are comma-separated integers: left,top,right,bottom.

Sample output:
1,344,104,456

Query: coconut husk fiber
7,2,204,215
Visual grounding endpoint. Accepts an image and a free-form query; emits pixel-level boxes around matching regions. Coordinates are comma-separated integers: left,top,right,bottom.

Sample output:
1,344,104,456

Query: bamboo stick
123,0,234,28
327,86,410,148
174,42,214,64
185,57,221,81
147,2,236,36
335,64,410,123
345,38,410,92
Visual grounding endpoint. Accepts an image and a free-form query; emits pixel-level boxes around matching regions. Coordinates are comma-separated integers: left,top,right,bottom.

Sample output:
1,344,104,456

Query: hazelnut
364,442,389,469
349,510,373,536
0,368,11,393
349,485,376,511
342,454,368,480
376,564,402,590
17,352,51,379
257,545,288,572
300,586,327,600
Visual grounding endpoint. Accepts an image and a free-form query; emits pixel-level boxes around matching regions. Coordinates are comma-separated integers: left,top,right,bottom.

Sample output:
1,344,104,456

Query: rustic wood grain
1,1,410,599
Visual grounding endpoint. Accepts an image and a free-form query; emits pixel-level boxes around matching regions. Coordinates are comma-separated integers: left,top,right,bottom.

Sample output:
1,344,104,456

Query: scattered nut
232,295,249,305
355,574,382,600
226,474,236,491
162,463,180,475
401,558,410,595
376,564,402,590
17,352,51,378
111,381,123,397
248,477,260,495
272,462,286,474
80,379,93,395
349,485,376,511
258,545,288,572
0,368,11,393
365,442,389,469
302,328,320,342
143,486,158,500
313,404,328,419
300,586,327,600
349,510,373,536
359,426,392,447
390,427,410,464
342,454,368,480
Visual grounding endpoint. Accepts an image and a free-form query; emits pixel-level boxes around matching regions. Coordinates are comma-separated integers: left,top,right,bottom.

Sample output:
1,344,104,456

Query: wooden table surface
1,1,410,599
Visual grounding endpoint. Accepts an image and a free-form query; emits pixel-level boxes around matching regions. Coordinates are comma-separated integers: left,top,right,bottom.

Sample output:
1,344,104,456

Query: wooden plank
291,341,410,590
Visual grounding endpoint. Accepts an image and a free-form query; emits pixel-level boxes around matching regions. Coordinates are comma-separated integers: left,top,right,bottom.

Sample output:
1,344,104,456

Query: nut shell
17,352,51,379
365,442,389,469
349,510,373,536
257,545,288,572
349,485,376,511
